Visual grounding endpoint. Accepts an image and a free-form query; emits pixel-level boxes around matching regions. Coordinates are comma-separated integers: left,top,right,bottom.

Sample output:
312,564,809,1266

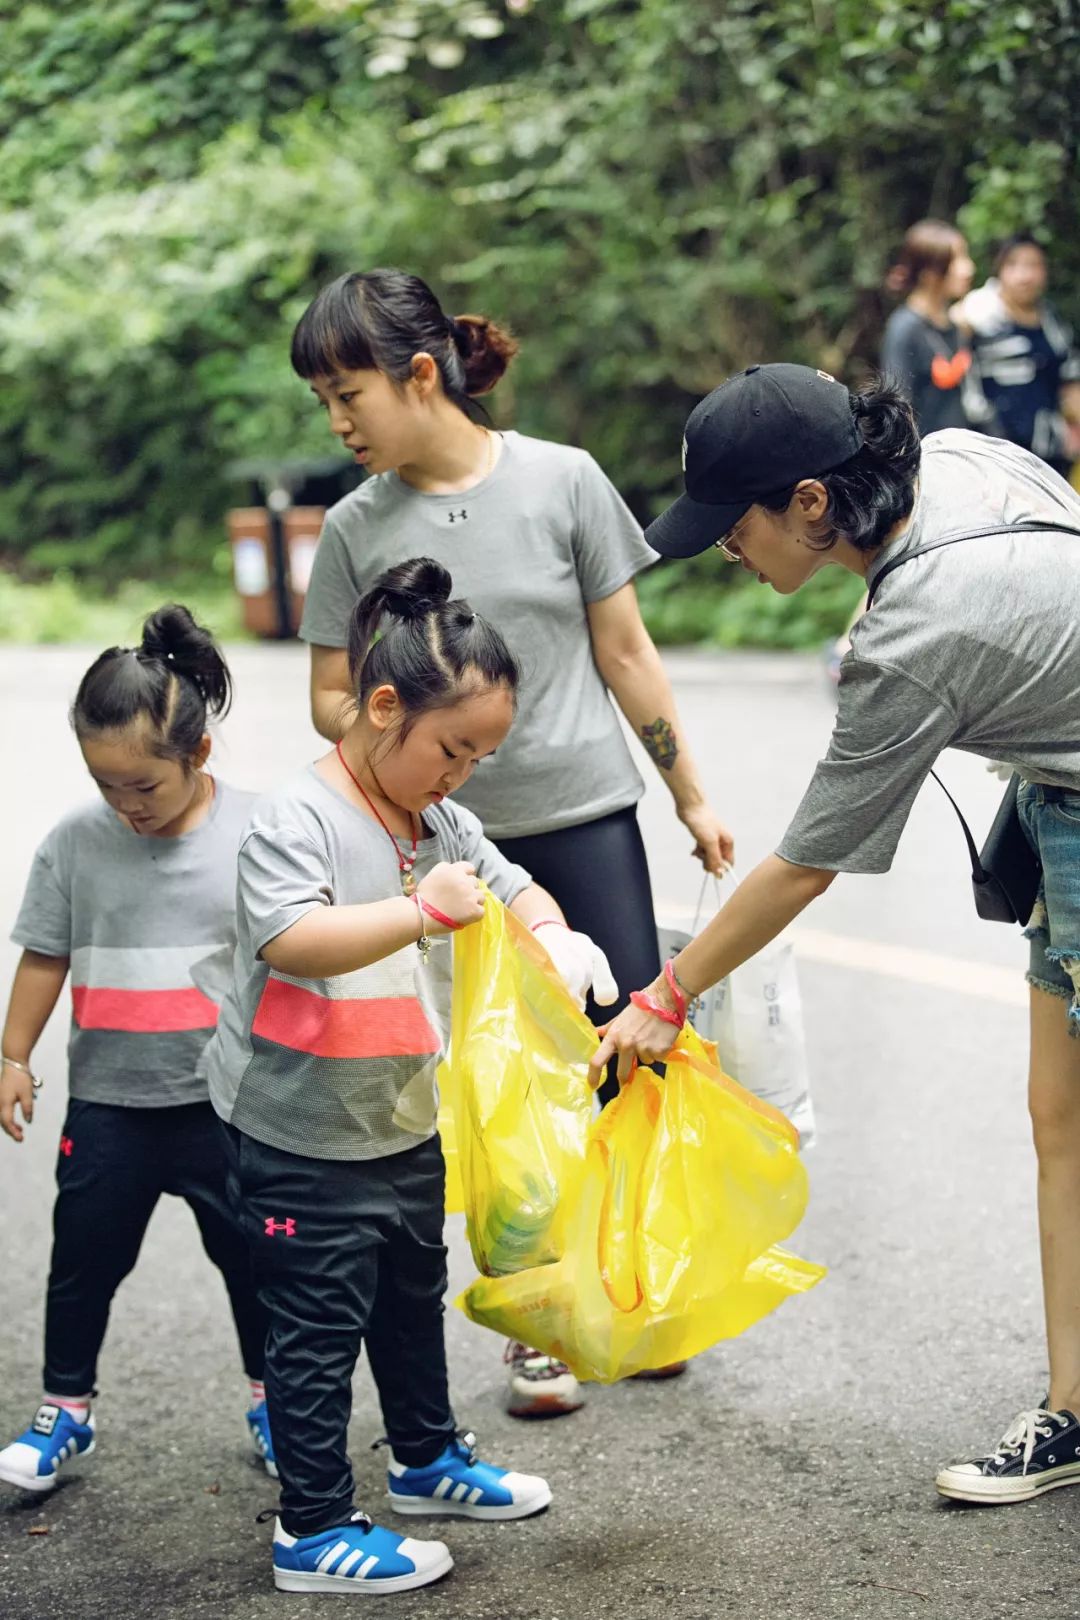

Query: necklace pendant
402,869,417,896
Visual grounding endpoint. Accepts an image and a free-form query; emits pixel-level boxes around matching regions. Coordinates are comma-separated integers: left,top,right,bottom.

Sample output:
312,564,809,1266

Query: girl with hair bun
595,362,1080,1513
205,559,614,1597
293,267,733,1415
0,606,275,1496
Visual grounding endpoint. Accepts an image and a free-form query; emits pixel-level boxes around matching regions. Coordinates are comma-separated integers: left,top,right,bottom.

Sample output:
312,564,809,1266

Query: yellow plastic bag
459,1026,825,1380
443,890,596,1274
437,1062,464,1215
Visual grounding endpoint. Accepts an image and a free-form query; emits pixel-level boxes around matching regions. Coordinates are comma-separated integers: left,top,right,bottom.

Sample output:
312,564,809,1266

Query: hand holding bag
657,875,815,1146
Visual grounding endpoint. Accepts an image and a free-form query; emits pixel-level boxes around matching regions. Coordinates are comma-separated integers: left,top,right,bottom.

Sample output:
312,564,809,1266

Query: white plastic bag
657,876,816,1148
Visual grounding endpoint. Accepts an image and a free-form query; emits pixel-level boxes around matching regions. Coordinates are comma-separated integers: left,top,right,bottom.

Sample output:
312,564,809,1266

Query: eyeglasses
714,511,753,563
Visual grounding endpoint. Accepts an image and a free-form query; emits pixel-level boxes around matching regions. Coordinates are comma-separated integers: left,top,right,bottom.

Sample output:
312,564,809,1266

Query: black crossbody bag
866,519,1080,925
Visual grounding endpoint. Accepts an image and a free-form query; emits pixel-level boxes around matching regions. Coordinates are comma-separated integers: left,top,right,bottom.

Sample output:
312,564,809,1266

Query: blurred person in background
880,219,987,436
956,233,1080,479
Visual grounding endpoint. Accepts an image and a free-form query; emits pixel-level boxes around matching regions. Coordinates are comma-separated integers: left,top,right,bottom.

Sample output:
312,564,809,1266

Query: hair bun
138,603,232,717
451,312,520,397
377,558,453,623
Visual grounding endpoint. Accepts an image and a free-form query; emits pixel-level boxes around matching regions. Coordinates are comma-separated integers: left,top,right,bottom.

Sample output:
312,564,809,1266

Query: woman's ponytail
448,314,520,397
850,387,921,481
72,603,232,762
346,557,519,739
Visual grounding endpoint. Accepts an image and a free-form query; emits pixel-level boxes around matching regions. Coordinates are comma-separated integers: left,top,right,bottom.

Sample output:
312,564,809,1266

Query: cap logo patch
816,369,836,382
681,434,688,471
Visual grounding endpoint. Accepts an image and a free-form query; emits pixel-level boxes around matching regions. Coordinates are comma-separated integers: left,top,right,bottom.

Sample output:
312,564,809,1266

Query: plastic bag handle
690,869,739,933
596,1133,645,1315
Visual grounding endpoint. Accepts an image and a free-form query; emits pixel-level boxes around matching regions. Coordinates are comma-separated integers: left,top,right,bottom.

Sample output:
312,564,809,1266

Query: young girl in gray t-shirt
206,558,615,1598
0,607,275,1495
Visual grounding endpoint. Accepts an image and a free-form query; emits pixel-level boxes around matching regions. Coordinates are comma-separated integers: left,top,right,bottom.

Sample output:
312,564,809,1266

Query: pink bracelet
530,919,569,933
629,990,683,1030
663,959,689,1024
419,895,463,931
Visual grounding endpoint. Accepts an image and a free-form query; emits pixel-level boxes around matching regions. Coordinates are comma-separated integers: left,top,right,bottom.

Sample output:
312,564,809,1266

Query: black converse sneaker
935,1406,1080,1503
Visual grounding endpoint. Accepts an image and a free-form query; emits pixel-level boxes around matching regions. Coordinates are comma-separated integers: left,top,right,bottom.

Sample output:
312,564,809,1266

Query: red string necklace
335,741,419,895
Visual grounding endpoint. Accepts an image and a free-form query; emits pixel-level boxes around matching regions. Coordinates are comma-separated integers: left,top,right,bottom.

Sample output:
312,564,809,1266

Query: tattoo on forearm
640,717,679,771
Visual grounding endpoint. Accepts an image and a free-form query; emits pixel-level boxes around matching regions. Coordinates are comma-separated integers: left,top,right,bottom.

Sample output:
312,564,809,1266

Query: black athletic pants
43,1098,268,1394
224,1128,456,1538
497,805,661,1107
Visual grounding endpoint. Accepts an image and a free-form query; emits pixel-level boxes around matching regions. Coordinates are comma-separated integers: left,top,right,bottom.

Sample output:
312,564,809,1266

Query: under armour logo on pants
59,1135,74,1157
264,1217,296,1236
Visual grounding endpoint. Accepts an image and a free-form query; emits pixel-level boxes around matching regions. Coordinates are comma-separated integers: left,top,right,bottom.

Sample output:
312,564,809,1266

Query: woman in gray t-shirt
291,268,734,1415
594,363,1080,1509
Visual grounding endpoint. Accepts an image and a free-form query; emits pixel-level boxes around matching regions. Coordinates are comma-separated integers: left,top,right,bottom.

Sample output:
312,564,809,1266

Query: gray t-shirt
298,431,657,838
205,765,531,1161
11,782,254,1106
778,430,1080,873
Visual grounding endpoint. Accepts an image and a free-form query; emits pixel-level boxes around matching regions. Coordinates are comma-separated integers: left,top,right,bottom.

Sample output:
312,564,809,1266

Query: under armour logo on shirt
448,510,468,523
264,1217,296,1237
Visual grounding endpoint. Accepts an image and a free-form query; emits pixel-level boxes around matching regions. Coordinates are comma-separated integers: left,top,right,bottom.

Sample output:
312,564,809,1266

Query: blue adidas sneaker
0,1403,96,1494
246,1400,278,1479
387,1432,551,1520
270,1510,453,1594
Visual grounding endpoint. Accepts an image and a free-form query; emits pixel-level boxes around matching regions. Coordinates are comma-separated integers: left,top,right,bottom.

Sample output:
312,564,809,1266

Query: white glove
532,922,619,1011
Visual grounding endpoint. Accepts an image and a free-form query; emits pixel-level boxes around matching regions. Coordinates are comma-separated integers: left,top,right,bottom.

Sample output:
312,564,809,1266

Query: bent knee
1029,1085,1080,1157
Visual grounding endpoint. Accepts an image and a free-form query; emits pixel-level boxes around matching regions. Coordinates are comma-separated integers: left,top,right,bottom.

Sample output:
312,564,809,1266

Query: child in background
0,606,274,1494
207,557,615,1596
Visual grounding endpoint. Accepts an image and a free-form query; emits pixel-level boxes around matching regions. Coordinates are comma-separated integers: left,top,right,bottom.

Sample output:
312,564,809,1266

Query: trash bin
226,457,359,639
228,507,285,639
284,507,325,633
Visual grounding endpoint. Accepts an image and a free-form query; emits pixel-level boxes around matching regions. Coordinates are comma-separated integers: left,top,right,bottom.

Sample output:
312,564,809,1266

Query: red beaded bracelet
629,989,684,1029
419,896,463,931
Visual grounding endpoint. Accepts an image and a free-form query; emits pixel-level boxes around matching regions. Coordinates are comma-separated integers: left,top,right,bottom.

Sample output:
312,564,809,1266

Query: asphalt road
1,643,1075,1620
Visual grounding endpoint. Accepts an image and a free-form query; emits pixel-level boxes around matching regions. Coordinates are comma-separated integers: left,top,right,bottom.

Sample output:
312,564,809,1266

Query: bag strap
926,767,989,883
866,519,1080,607
864,517,1080,878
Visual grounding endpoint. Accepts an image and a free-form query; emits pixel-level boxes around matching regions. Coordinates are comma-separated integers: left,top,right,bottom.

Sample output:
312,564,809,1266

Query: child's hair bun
139,604,231,718
376,559,454,623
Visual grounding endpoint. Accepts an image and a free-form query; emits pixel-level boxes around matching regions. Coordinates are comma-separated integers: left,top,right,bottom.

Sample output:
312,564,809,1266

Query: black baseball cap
646,363,863,559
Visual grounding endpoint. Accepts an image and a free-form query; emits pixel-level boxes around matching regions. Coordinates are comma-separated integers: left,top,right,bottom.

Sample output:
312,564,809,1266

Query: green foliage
2,0,1078,646
637,557,867,649
0,568,246,645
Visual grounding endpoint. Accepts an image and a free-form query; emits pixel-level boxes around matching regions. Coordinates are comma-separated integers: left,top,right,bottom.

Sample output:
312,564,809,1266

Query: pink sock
248,1379,266,1407
44,1393,91,1424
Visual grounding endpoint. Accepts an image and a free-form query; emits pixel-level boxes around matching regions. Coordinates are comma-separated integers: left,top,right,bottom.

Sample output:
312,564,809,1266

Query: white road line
658,906,1027,1007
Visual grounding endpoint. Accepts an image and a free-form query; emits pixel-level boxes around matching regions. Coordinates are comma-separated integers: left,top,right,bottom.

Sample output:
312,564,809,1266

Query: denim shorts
1018,780,1080,1034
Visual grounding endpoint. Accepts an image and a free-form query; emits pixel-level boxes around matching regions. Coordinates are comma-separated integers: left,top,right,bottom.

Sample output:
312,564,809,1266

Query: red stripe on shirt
71,985,220,1033
251,977,441,1060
